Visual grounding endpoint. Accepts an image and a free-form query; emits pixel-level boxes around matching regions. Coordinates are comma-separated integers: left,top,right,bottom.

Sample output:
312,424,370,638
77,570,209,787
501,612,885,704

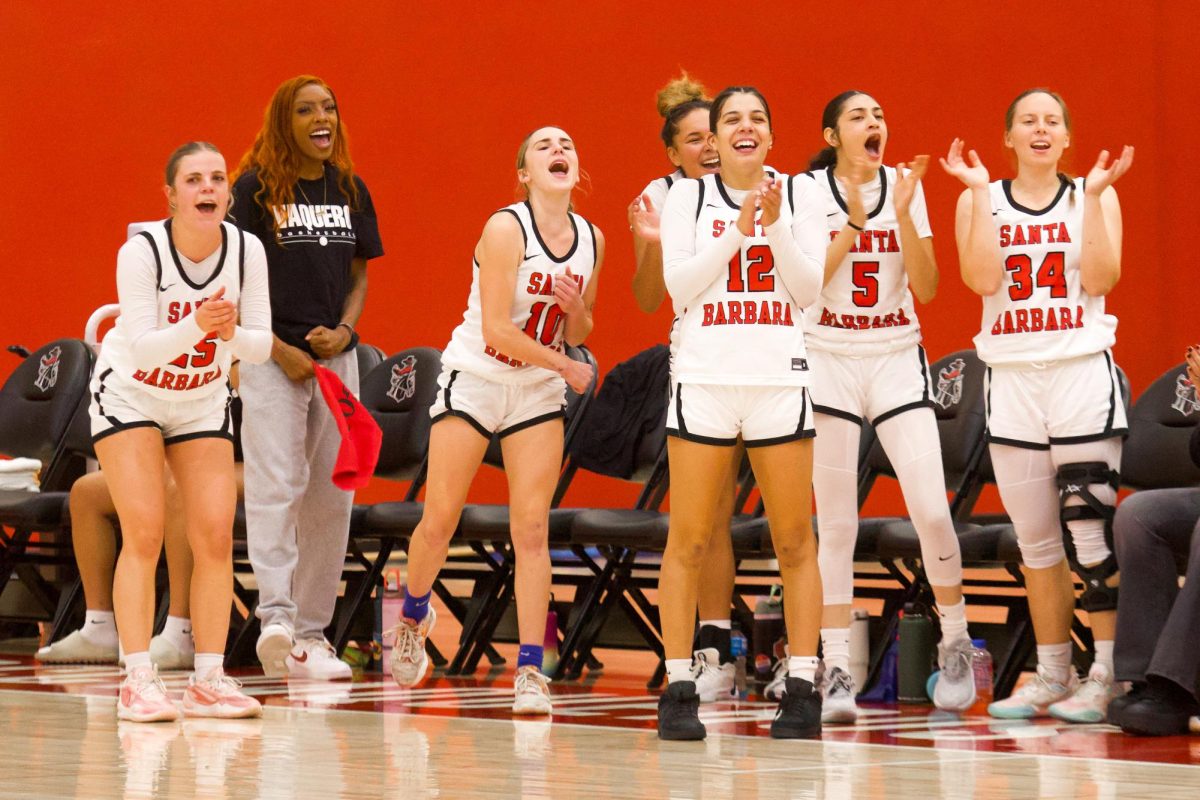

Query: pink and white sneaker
118,665,181,723
181,669,263,719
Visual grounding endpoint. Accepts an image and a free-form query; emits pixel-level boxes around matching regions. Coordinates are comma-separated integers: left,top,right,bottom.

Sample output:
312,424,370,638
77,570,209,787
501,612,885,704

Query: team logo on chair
387,356,418,403
933,358,966,409
1171,372,1200,416
34,346,61,392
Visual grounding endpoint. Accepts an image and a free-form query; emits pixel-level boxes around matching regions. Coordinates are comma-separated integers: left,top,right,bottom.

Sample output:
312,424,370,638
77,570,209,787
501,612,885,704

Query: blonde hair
657,71,712,148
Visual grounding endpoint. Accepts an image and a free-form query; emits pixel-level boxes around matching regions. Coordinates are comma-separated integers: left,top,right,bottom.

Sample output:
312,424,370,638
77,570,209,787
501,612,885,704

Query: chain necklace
296,166,330,247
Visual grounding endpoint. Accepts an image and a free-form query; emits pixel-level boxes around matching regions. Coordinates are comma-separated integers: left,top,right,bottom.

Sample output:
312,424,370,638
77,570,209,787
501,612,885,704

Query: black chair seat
876,519,1000,563
729,515,770,556
994,523,1022,564
459,505,578,545
0,489,69,528
570,508,668,549
363,501,425,536
846,516,903,560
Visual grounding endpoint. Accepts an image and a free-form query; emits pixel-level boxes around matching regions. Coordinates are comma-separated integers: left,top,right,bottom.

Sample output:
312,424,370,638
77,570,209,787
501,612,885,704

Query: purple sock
402,590,431,622
517,643,544,670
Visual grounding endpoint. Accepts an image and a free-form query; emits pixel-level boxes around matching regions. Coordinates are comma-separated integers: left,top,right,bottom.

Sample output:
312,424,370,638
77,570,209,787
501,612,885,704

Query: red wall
2,2,1196,509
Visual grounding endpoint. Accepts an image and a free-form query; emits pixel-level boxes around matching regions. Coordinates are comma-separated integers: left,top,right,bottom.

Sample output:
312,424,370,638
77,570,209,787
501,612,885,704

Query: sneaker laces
690,651,713,680
129,667,170,702
661,685,699,723
388,620,426,663
1071,672,1111,702
826,668,854,698
515,668,550,698
940,643,973,681
198,671,245,696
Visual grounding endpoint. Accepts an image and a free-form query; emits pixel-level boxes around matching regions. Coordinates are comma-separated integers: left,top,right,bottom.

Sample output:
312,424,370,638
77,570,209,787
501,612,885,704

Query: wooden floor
1,655,1198,799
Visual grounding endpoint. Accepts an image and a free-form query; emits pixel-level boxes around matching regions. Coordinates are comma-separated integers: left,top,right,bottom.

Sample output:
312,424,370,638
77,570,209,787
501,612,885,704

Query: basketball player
942,88,1133,721
389,126,602,716
805,91,980,722
232,75,384,681
655,87,826,740
629,74,740,703
94,142,271,721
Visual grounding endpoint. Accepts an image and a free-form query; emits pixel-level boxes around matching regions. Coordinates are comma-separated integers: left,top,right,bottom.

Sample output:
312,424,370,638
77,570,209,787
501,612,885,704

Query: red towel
312,361,382,490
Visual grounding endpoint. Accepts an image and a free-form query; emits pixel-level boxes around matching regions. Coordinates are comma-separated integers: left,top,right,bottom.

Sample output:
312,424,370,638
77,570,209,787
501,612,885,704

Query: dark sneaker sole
657,725,707,741
770,722,822,739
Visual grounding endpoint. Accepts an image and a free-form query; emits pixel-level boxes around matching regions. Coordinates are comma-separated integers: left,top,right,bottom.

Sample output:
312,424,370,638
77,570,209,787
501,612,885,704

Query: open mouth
700,156,720,171
865,134,882,159
310,128,333,149
1030,141,1052,152
733,138,757,154
196,200,219,215
549,159,570,176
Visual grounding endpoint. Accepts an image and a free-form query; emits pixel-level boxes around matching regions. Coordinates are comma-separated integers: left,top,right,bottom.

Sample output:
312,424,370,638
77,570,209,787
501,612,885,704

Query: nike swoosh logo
292,651,308,663
159,283,174,292
938,554,955,561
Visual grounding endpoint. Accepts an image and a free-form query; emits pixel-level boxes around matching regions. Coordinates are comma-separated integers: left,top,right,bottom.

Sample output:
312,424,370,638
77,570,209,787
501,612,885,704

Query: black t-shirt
230,167,384,356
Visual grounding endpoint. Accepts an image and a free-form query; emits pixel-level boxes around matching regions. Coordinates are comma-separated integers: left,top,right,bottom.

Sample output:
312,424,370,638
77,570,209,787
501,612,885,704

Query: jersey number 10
522,301,565,347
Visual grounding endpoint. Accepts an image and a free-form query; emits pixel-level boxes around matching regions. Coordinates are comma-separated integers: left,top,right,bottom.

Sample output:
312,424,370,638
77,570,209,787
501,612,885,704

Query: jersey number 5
726,244,775,292
169,333,218,370
1006,252,1067,301
851,261,880,307
522,301,565,347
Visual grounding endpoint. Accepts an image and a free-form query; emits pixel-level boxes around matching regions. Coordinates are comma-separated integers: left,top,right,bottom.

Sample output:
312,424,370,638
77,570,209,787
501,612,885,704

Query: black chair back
355,342,385,381
1121,362,1200,489
359,347,442,481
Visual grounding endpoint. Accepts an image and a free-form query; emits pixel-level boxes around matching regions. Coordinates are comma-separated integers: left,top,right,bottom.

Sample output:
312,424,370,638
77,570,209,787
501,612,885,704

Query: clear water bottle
971,638,993,711
730,625,749,694
380,569,402,659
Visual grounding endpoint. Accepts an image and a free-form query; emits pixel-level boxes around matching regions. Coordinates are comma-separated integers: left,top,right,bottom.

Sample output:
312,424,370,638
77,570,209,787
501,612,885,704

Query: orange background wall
2,2,1196,509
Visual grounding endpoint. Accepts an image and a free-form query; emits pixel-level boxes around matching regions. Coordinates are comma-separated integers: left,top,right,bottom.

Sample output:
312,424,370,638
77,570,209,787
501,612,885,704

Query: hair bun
656,72,710,117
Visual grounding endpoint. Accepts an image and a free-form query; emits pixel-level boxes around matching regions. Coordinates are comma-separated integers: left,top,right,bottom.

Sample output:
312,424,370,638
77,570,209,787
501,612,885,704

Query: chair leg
554,549,615,679
48,577,85,642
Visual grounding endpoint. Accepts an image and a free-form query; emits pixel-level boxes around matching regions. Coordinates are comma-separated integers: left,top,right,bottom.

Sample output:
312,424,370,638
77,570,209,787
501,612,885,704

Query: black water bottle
898,602,935,703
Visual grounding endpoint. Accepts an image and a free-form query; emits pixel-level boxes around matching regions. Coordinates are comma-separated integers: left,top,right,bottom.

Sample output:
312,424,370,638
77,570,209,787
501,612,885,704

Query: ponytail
809,89,864,173
808,146,838,171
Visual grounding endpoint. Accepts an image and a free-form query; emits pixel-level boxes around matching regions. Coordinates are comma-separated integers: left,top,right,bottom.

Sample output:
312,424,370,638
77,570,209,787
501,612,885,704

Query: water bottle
753,586,785,679
380,568,402,659
730,625,749,694
970,638,993,712
849,609,870,690
542,600,560,674
898,602,935,703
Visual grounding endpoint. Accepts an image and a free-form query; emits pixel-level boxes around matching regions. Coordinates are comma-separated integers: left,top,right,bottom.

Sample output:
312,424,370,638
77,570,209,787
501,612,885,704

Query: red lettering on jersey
1026,226,1042,245
819,308,836,327
703,304,714,326
525,274,543,295
1030,307,1044,331
885,230,899,253
1057,222,1070,243
897,308,910,326
1015,309,1030,332
1045,309,1059,331
728,302,744,325
1002,311,1016,335
856,231,873,254
158,372,175,390
999,225,1011,248
168,302,181,324
757,301,773,325
991,318,1002,335
713,220,726,236
1012,226,1027,246
1075,305,1084,327
744,302,757,324
714,304,727,325
1060,307,1073,329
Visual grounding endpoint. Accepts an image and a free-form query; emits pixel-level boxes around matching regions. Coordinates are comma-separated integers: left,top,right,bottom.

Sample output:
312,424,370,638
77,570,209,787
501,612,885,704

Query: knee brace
1057,461,1120,612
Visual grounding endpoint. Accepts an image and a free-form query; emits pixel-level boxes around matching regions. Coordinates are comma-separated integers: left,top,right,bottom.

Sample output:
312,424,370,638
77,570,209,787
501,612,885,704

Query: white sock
124,651,152,673
193,652,224,680
698,619,731,630
1092,640,1114,676
666,658,694,684
820,628,851,673
937,600,970,646
81,610,117,646
161,616,193,648
788,655,819,683
1037,642,1073,684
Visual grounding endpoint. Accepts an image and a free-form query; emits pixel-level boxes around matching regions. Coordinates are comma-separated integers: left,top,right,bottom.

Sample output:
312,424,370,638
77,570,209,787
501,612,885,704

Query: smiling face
827,93,887,167
713,92,772,171
291,82,338,172
517,126,579,197
165,150,229,227
668,107,719,178
1005,91,1070,167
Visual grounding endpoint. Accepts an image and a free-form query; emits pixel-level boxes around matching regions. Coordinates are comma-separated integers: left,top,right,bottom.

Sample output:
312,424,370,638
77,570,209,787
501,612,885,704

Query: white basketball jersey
804,166,929,355
441,202,597,385
640,168,684,214
975,177,1117,364
670,172,813,387
97,220,247,400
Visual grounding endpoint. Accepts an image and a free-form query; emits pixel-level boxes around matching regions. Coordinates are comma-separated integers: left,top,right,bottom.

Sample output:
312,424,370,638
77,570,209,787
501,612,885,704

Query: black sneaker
1106,681,1147,728
770,677,822,739
1119,678,1200,737
657,680,706,741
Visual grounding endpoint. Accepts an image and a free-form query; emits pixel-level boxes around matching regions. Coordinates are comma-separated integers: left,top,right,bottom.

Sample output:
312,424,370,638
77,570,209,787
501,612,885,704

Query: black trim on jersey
715,175,740,210
666,427,739,447
587,219,597,266
431,410,491,440
1102,350,1118,435
164,430,235,447
237,227,245,289
164,218,228,291
1048,429,1128,446
1001,175,1071,217
873,400,937,427
828,167,888,220
746,389,815,447
694,179,706,221
138,232,163,289
663,173,676,190
499,409,566,438
787,174,797,215
93,367,114,418
524,200,579,263
442,369,459,411
92,420,161,444
813,403,863,425
986,433,1051,451
496,208,528,251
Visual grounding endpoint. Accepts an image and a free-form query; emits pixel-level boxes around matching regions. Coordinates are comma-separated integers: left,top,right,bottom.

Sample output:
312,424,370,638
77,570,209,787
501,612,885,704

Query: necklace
296,167,330,247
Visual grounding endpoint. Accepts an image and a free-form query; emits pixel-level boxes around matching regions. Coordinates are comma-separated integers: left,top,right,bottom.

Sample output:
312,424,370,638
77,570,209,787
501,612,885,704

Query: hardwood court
2,655,1198,799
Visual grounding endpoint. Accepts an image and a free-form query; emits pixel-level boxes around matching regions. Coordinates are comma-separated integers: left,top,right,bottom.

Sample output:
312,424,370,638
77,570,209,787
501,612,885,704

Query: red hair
235,75,359,233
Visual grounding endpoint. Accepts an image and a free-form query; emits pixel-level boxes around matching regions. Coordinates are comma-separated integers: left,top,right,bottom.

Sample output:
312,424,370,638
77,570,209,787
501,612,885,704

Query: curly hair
234,75,359,233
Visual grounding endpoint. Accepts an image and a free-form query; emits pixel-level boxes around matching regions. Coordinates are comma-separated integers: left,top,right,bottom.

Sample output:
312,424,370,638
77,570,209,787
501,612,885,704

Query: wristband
846,221,864,232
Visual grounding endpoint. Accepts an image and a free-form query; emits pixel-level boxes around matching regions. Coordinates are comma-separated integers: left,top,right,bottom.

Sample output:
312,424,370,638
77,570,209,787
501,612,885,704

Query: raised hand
939,138,990,189
759,178,783,227
736,187,760,236
553,266,586,316
194,286,237,338
1084,146,1135,196
894,155,930,220
630,193,661,242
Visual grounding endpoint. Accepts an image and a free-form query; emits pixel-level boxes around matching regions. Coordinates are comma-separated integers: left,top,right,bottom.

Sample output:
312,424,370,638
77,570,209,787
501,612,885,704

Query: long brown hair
235,75,359,232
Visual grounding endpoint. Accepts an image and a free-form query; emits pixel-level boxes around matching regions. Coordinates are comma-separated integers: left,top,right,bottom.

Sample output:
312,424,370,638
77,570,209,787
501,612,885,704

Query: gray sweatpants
240,351,358,640
1113,487,1200,697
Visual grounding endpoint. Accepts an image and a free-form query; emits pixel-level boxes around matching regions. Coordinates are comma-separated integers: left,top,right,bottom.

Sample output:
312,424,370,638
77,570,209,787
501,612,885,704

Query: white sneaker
150,633,195,671
821,666,859,724
118,665,181,723
181,669,263,719
35,628,119,664
512,665,553,715
256,623,293,678
286,639,352,681
988,665,1078,719
691,647,736,703
933,638,979,712
764,655,788,702
1049,663,1116,723
389,605,436,687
